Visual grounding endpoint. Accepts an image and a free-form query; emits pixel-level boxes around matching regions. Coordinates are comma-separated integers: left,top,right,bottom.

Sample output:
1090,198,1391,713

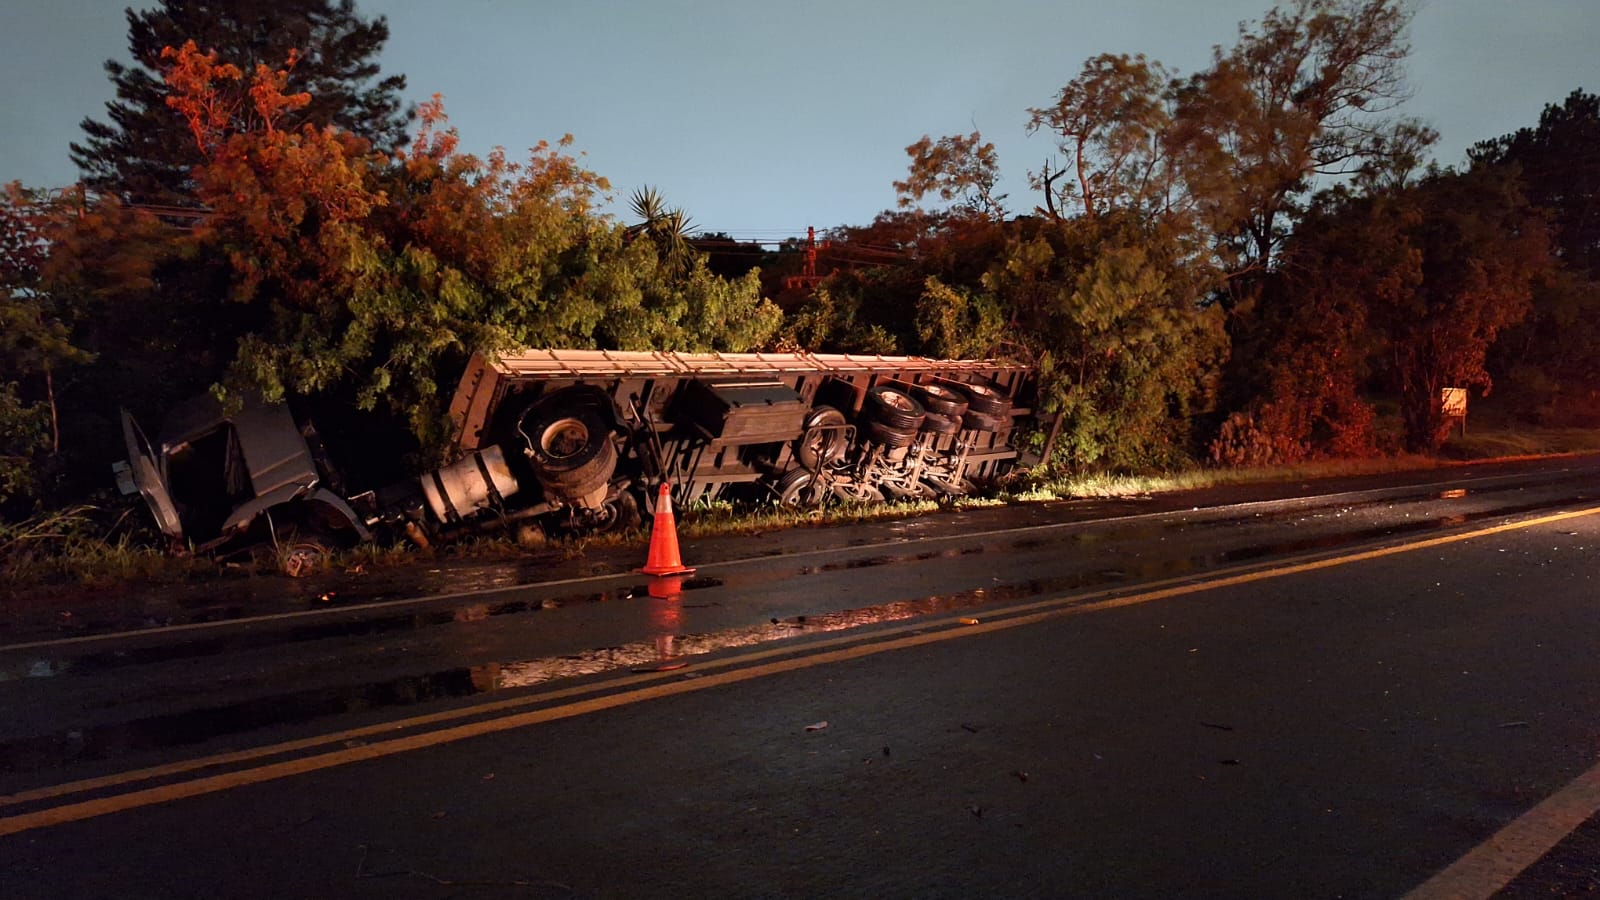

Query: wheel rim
880,391,915,412
282,542,328,578
540,417,591,461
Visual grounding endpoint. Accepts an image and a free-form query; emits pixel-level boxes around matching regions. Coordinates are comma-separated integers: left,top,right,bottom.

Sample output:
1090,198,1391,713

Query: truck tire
919,412,962,435
922,472,970,496
830,479,884,505
958,381,1011,417
796,406,848,470
865,385,926,432
524,404,618,501
775,469,829,509
961,410,1005,433
863,418,919,449
913,383,969,418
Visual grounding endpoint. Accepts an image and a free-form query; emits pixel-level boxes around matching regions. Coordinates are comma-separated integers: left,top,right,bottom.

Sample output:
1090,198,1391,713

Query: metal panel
483,349,1029,381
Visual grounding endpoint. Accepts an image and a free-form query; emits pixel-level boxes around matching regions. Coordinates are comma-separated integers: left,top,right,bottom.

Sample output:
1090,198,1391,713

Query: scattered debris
1200,721,1235,731
961,723,981,733
1497,721,1530,729
883,746,891,758
482,773,495,781
969,805,984,818
1219,759,1241,766
959,616,980,625
1011,770,1029,783
804,721,829,732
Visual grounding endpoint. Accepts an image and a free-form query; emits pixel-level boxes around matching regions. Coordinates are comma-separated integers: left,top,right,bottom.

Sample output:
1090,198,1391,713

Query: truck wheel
775,469,829,509
277,525,334,578
527,409,609,474
524,404,618,501
830,479,884,505
864,418,918,449
961,410,1006,433
594,490,642,532
958,382,1011,417
796,406,848,470
886,479,937,501
865,385,926,432
921,473,968,496
919,412,962,435
913,383,969,418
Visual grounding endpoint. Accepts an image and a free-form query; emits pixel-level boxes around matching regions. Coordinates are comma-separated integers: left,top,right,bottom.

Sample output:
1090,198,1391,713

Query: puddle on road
2,580,722,683
0,588,1005,774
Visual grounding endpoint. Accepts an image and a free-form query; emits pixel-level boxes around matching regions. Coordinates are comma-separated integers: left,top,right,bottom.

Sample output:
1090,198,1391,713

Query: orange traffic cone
641,482,695,576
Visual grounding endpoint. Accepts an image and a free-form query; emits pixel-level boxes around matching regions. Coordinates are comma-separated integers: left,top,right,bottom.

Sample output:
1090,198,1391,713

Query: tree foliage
158,53,779,457
72,0,410,203
1375,168,1552,450
1471,90,1600,278
1223,165,1552,458
1212,188,1415,464
1473,90,1600,421
1169,0,1432,275
1028,54,1175,222
0,184,95,508
893,132,1005,220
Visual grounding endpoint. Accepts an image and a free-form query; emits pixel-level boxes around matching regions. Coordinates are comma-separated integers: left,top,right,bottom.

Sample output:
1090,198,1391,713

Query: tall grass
0,506,206,591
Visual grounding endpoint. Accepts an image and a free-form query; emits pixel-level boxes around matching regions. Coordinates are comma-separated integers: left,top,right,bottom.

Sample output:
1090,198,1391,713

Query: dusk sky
1,0,1594,244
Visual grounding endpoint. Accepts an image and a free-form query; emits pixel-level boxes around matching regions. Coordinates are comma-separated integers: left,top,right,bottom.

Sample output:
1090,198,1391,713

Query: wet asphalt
4,454,1600,896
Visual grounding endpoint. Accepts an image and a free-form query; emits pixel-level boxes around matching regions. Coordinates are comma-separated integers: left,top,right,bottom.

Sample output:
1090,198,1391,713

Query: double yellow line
5,505,1598,839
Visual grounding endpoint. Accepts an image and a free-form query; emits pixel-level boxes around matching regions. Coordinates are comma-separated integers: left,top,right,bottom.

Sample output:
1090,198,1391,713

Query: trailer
117,348,1037,571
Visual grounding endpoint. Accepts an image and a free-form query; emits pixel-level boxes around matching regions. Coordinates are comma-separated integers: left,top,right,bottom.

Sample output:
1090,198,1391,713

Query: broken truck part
117,349,1037,569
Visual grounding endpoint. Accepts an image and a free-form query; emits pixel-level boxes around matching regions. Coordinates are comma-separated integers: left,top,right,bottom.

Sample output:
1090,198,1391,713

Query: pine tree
71,0,410,204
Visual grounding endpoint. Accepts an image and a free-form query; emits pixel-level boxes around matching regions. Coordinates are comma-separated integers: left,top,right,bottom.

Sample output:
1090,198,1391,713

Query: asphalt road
4,457,1600,897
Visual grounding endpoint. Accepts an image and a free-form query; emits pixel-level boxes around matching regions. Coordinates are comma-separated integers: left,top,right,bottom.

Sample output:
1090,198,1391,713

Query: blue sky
1,0,1595,244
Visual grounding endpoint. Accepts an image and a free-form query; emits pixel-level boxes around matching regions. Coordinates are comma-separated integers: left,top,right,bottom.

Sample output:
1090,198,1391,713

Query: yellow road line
4,505,1598,839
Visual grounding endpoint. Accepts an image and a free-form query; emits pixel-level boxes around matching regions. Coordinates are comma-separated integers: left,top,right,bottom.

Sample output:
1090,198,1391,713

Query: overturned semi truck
116,349,1037,571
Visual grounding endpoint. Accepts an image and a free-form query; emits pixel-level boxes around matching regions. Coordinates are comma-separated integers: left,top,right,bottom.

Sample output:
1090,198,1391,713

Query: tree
0,184,95,508
893,132,1005,220
626,186,698,272
1010,217,1227,470
903,213,1226,471
1027,54,1175,223
1472,90,1600,422
1471,90,1600,277
1212,187,1417,465
1168,0,1432,277
72,0,409,203
154,54,779,459
1375,168,1552,451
